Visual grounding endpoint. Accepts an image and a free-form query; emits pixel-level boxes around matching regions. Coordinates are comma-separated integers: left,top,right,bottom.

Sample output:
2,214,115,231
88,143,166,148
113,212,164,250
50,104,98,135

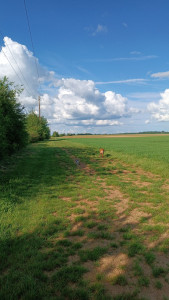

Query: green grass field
69,135,169,177
0,136,169,300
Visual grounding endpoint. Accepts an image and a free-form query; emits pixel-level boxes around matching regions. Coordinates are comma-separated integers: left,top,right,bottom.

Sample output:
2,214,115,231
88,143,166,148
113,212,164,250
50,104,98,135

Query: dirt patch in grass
133,180,151,188
123,208,151,225
69,212,90,222
139,284,169,300
147,231,169,249
62,197,72,201
65,148,96,175
162,183,169,192
98,253,129,280
52,211,58,217
62,149,169,299
136,168,160,180
82,239,110,250
99,181,129,215
68,254,79,265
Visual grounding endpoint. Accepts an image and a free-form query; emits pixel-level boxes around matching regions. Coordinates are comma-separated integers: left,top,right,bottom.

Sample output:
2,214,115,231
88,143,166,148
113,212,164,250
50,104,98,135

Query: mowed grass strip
0,137,169,299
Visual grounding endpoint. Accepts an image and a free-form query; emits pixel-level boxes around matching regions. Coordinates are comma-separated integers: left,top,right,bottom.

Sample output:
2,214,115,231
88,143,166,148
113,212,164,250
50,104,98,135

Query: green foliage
152,266,166,278
128,241,145,257
133,260,143,276
52,131,59,137
52,265,87,289
155,280,163,289
26,112,50,142
112,274,128,286
0,77,28,159
144,251,156,265
88,231,113,240
79,247,108,262
138,276,150,287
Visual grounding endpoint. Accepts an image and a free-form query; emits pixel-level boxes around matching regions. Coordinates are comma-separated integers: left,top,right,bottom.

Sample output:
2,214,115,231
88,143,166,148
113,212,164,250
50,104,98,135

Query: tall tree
26,112,50,142
0,77,28,160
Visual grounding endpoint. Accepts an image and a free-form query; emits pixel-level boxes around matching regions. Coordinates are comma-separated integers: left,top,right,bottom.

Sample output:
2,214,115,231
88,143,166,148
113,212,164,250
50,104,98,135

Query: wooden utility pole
38,95,41,119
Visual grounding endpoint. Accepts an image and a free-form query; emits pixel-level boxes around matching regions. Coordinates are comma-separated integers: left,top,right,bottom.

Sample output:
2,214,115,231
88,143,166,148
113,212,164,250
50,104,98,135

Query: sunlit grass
0,137,169,299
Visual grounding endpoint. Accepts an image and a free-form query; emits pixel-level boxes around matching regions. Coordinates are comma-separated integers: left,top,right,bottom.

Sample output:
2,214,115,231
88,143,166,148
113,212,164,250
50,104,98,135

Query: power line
0,47,34,97
23,0,41,117
23,0,40,81
0,31,37,98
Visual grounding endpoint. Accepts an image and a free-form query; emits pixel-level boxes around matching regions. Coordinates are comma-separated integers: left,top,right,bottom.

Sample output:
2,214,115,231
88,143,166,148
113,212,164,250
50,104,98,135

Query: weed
96,273,104,281
71,242,83,250
112,275,128,286
112,291,139,300
110,242,118,248
128,241,145,257
133,260,143,276
97,224,108,230
138,276,150,287
79,247,108,262
155,280,163,289
56,239,72,247
52,265,88,289
62,287,90,300
123,232,135,240
152,266,166,278
75,216,89,222
144,251,156,265
90,282,106,299
88,231,113,240
85,221,97,228
119,226,131,233
73,208,86,214
70,229,85,236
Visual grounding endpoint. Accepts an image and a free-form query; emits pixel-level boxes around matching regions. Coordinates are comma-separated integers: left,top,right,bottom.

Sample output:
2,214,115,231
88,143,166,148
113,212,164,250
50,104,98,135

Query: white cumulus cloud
0,36,139,132
148,89,169,121
0,37,50,98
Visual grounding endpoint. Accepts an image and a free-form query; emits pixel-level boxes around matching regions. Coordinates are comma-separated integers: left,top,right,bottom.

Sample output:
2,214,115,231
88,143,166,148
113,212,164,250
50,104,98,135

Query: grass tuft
79,247,108,262
112,274,128,286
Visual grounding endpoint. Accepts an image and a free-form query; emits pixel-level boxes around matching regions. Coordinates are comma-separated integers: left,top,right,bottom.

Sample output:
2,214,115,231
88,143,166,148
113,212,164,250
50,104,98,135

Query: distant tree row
0,77,50,160
52,132,93,137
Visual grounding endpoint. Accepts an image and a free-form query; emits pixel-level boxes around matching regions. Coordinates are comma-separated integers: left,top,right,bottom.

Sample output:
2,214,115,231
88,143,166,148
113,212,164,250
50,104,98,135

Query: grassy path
0,139,169,300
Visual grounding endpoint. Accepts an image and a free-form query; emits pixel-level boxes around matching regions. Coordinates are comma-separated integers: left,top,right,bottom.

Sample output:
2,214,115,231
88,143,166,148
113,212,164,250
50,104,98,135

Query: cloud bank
148,89,169,121
0,37,141,132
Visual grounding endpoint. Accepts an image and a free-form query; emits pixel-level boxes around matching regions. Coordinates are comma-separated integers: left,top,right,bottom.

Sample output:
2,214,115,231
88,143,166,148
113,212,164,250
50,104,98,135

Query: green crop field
69,135,169,177
0,136,169,300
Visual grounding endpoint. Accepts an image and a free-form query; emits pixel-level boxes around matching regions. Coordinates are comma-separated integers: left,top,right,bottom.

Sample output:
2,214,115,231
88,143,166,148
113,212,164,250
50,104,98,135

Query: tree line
0,77,50,160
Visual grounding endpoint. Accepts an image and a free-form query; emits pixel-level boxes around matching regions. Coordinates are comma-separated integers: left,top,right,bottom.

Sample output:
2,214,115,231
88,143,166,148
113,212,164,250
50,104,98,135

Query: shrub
26,112,50,142
0,77,28,159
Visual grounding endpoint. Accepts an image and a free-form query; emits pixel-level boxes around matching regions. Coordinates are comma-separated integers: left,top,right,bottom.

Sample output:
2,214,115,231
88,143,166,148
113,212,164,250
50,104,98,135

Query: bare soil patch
63,149,169,299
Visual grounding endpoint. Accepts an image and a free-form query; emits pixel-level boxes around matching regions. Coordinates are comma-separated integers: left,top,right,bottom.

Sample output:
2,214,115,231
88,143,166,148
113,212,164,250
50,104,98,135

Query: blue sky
1,0,169,133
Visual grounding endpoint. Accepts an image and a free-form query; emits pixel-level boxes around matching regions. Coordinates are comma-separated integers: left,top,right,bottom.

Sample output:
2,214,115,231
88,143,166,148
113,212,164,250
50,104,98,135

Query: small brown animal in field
99,148,104,158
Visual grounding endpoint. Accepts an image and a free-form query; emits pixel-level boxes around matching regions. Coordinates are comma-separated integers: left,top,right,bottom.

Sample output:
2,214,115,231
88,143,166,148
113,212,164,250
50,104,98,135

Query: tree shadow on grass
1,206,168,300
0,212,139,299
0,142,169,299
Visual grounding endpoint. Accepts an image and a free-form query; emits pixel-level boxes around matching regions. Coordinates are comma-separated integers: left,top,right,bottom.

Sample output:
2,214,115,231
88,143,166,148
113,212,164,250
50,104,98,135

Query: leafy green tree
52,131,59,137
26,112,50,142
0,77,28,160
39,116,50,140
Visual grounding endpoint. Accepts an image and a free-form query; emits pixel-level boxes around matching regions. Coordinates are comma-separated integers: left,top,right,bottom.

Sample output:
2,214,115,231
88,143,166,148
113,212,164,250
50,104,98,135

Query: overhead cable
0,47,34,97
23,0,40,81
0,30,37,98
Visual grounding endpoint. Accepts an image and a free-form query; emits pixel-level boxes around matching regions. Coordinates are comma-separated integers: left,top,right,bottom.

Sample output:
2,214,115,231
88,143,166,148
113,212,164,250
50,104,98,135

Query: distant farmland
68,135,169,177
